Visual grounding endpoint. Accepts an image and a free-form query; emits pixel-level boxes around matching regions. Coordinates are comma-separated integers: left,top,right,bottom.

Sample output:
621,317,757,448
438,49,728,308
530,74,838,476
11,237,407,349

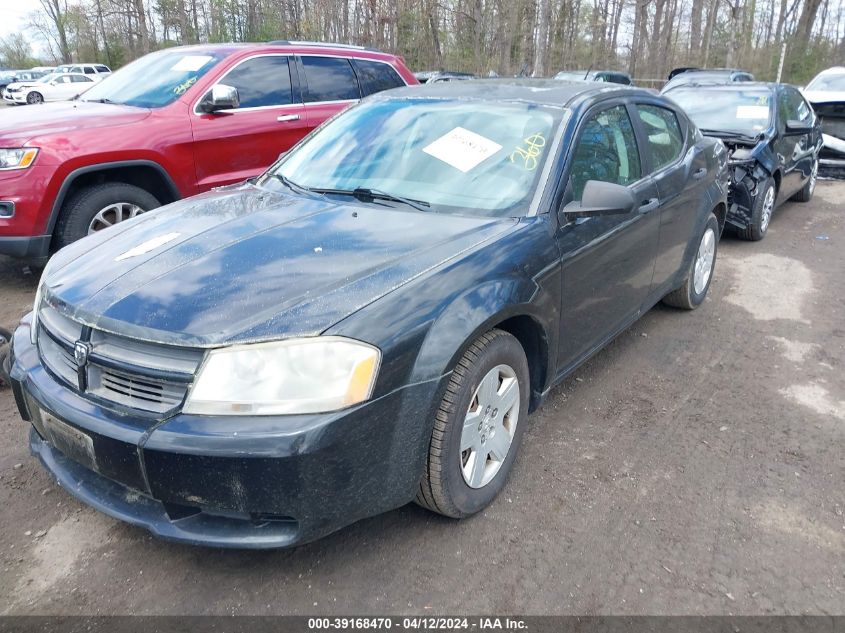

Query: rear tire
738,177,776,241
791,159,818,203
53,182,160,249
416,329,530,518
662,213,719,310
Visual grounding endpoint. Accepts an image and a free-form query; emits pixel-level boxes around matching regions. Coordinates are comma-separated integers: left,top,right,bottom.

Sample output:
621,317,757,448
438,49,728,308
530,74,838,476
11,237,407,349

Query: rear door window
216,55,293,109
353,59,405,96
302,56,361,102
636,104,685,171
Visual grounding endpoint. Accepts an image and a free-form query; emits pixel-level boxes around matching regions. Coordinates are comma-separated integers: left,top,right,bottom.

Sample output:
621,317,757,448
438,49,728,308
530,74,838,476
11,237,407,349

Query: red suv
0,42,417,259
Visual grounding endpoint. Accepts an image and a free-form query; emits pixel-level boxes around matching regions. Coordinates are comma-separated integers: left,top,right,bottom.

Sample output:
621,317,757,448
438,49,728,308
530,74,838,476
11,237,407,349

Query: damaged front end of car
808,99,845,174
724,140,772,231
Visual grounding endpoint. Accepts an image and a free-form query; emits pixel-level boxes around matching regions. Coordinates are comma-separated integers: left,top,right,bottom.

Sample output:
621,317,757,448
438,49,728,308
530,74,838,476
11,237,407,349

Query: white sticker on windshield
736,105,769,119
422,127,503,173
170,56,214,73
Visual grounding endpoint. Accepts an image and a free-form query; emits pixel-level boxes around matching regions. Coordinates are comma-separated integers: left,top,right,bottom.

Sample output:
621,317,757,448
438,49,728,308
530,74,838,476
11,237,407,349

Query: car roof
378,78,651,106
669,81,778,92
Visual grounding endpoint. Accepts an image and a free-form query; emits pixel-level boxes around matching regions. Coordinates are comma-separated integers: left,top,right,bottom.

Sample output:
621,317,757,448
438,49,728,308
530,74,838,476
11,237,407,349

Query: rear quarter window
353,59,405,96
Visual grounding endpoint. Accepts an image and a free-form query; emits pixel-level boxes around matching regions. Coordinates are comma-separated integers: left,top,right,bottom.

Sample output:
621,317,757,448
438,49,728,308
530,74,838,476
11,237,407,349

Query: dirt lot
0,183,842,616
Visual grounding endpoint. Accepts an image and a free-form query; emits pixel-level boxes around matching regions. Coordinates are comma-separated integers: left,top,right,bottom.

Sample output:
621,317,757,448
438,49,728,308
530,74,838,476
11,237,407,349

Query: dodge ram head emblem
73,341,91,367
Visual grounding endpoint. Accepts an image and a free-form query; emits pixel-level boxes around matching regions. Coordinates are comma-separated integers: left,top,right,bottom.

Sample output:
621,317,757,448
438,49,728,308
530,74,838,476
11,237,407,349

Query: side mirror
561,180,636,222
785,119,813,135
199,84,239,113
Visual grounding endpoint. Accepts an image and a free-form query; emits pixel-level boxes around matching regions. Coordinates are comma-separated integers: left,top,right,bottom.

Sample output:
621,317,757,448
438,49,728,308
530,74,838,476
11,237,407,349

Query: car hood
44,185,517,347
0,101,151,146
803,89,845,105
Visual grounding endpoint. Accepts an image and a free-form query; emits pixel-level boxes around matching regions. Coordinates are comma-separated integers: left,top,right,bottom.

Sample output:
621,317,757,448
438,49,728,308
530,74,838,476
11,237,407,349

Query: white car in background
3,72,97,105
55,63,111,80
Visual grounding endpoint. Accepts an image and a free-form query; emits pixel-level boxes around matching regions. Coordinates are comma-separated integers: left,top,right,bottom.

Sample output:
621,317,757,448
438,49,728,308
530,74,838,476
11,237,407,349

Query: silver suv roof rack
269,40,382,53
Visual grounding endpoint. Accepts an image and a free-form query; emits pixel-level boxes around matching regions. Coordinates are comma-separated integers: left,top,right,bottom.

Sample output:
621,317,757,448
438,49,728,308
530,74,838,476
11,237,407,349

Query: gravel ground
0,183,842,615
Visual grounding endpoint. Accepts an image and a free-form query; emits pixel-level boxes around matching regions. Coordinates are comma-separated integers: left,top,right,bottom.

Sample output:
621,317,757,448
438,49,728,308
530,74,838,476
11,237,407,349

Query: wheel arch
413,290,556,414
47,160,181,236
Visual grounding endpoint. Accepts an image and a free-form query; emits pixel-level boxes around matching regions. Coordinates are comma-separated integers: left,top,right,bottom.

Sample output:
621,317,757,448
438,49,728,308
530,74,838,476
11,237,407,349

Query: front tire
416,329,530,518
53,182,160,249
26,91,43,104
662,213,719,310
791,159,818,203
738,177,776,241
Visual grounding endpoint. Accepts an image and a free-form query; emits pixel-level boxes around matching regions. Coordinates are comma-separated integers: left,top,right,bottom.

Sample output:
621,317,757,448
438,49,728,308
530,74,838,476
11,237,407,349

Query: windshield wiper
309,187,431,213
82,97,118,104
270,173,323,197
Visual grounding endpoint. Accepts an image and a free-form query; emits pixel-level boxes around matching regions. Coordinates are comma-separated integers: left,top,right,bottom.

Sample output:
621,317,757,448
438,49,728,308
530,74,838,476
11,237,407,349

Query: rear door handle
692,167,707,180
277,114,301,122
639,198,659,214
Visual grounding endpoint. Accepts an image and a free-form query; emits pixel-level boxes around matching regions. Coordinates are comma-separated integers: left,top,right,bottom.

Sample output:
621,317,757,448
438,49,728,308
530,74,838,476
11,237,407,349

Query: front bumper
0,235,51,258
10,324,443,548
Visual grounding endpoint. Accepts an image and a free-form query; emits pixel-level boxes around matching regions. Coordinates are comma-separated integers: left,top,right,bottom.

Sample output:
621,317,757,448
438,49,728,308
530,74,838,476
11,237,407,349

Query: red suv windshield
80,50,226,108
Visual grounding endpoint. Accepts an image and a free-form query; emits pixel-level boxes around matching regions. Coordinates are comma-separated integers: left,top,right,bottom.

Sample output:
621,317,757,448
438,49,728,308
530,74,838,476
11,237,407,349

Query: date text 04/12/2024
307,618,528,630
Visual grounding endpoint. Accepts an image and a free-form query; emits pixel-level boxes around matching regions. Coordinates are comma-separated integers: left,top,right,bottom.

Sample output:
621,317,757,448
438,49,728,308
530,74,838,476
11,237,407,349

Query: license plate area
36,408,98,473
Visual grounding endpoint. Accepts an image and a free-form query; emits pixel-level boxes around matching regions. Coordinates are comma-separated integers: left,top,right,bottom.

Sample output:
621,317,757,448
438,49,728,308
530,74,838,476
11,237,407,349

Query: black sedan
669,83,822,240
9,80,728,548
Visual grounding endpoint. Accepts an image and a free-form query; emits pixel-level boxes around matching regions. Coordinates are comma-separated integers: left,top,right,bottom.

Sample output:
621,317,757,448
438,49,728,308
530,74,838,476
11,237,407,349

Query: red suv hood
0,101,151,146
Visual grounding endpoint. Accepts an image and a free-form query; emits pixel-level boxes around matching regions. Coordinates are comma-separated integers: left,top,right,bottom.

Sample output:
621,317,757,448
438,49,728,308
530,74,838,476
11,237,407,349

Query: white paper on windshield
422,127,502,173
170,56,214,73
736,105,769,119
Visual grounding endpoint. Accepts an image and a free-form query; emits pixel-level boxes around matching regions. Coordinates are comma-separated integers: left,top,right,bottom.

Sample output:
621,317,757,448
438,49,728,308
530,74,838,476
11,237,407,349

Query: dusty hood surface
44,186,516,346
0,101,151,146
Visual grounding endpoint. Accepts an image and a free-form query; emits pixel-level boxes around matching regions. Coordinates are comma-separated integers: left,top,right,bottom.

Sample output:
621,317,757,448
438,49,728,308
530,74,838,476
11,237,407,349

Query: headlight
30,256,57,345
0,148,39,170
183,337,381,416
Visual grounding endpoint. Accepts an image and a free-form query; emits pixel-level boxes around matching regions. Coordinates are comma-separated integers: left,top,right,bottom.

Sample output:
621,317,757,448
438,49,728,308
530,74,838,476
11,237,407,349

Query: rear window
302,56,361,102
353,59,405,96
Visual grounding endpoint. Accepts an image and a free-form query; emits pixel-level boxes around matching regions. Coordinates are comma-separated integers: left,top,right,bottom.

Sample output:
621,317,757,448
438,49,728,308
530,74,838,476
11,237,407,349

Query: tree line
1,0,842,85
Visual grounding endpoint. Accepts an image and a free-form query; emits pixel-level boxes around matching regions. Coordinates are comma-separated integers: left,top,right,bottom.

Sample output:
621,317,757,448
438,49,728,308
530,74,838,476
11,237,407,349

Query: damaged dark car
670,83,822,240
9,80,727,548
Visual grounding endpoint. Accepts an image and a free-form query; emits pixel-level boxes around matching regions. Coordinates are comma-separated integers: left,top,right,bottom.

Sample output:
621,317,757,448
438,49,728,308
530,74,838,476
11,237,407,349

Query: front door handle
692,167,707,180
638,198,659,214
277,114,301,122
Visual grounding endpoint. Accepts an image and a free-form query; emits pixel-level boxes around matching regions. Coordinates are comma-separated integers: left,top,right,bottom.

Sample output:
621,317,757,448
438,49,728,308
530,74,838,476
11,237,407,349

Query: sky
1,0,44,55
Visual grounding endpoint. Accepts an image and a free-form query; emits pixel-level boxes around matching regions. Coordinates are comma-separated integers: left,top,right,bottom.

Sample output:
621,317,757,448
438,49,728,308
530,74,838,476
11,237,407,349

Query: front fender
410,276,557,396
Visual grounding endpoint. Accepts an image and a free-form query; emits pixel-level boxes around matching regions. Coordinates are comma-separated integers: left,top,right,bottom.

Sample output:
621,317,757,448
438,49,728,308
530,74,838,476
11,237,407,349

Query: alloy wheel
759,185,775,233
460,364,520,488
809,160,818,195
87,202,146,234
693,227,716,295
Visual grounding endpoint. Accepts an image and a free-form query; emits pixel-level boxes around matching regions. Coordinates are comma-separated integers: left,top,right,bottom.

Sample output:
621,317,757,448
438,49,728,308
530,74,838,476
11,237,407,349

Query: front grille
37,304,204,416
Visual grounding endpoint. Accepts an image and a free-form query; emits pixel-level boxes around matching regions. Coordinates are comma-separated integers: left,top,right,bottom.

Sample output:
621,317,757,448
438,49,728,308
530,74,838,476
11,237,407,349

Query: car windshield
668,72,733,88
262,98,564,217
36,74,57,84
806,73,845,91
670,88,771,136
80,50,225,108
